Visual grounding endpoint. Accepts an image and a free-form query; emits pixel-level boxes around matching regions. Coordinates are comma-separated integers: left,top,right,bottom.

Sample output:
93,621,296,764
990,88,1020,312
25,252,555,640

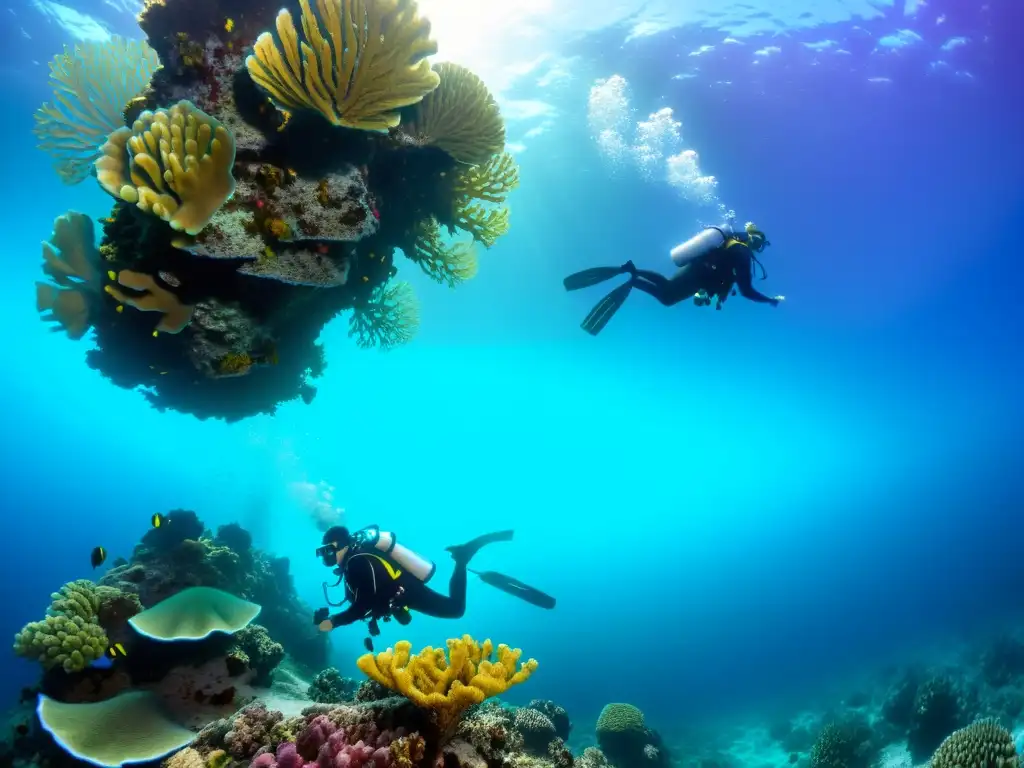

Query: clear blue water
1,0,1022,751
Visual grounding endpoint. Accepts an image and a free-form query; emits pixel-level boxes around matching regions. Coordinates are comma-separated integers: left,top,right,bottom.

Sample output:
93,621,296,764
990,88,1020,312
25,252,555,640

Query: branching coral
96,100,236,235
104,270,195,334
402,62,504,165
450,152,518,248
453,152,519,204
36,211,102,339
454,204,510,249
356,635,538,736
33,36,161,184
13,579,109,673
245,0,440,131
406,219,478,287
348,281,420,350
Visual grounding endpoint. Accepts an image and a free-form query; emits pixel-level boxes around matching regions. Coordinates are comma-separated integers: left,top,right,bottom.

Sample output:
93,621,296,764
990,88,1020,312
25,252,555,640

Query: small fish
363,637,374,652
90,546,107,569
224,17,234,32
90,642,127,670
151,513,166,528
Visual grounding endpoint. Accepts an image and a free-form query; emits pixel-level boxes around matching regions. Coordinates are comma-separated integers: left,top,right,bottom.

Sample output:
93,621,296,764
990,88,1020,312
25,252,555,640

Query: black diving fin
469,568,556,609
581,281,633,336
563,267,626,291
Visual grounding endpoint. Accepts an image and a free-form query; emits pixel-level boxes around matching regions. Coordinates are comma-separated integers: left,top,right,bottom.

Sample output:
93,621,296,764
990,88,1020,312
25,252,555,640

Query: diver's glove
313,607,330,625
771,295,785,307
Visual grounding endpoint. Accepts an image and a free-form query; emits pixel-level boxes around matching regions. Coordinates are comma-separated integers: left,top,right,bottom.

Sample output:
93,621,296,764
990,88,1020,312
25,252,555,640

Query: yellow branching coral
95,100,236,235
455,204,510,249
450,152,518,248
246,0,440,132
357,635,537,736
348,280,420,350
104,270,194,334
453,152,519,204
34,37,161,185
35,211,102,340
13,580,108,673
407,219,478,287
402,62,504,165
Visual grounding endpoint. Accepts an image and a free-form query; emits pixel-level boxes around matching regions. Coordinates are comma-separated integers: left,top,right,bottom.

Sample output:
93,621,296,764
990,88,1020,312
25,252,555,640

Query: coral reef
526,701,570,742
31,0,518,422
228,625,285,686
809,716,878,768
309,669,361,704
99,509,327,671
907,675,972,761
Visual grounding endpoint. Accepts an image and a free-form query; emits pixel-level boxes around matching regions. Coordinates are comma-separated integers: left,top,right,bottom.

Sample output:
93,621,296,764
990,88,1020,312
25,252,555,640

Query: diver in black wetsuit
563,222,785,335
313,525,533,649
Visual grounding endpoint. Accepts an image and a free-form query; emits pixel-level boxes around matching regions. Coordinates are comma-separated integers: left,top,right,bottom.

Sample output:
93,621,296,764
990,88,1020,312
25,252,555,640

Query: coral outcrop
99,509,327,672
31,0,518,422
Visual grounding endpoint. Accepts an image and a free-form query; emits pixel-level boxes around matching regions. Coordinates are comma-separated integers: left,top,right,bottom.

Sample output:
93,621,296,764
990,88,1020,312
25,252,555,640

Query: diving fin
469,569,556,610
446,530,514,566
581,281,633,336
563,266,626,291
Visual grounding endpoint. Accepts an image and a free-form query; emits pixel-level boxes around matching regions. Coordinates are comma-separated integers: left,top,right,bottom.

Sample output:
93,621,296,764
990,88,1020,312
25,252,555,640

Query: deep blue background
0,0,1022,748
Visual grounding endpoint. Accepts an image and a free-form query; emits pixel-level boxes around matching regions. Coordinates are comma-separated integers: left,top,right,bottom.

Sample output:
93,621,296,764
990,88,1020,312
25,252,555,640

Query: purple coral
252,717,405,768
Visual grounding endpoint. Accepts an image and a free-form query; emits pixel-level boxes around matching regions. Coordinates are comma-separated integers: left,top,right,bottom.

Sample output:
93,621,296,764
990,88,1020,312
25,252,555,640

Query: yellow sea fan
245,0,439,131
33,37,161,185
403,62,505,165
348,281,420,350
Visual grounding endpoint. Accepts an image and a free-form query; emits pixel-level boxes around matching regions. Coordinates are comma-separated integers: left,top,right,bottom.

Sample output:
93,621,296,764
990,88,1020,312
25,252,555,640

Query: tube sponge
35,211,102,339
357,635,538,733
13,580,108,673
348,280,420,350
245,0,440,131
407,219,478,287
402,62,505,165
127,586,261,641
95,100,236,235
37,691,195,767
33,37,161,185
104,270,194,334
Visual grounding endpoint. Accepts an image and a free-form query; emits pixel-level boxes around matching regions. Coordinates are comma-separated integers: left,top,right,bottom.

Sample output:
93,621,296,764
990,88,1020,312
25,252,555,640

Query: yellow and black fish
90,546,107,569
151,513,166,528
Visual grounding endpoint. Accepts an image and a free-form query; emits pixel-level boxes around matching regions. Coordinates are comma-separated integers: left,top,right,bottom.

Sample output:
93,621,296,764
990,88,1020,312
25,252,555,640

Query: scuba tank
670,224,735,267
352,525,437,583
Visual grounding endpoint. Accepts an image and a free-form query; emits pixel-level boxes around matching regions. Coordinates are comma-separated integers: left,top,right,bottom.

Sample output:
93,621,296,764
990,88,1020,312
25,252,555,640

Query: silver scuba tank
670,224,734,267
357,526,437,583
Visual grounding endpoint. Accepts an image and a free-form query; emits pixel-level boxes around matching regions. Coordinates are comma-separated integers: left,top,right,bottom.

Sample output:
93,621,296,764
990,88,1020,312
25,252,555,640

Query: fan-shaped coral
33,37,161,184
449,152,518,248
349,281,420,350
104,270,194,335
95,100,236,235
35,211,102,339
406,219,478,287
246,0,440,131
402,62,505,165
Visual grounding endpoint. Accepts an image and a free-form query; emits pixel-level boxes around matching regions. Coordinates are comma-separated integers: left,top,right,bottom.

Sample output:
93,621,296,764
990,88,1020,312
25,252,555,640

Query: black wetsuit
632,234,776,309
325,548,469,628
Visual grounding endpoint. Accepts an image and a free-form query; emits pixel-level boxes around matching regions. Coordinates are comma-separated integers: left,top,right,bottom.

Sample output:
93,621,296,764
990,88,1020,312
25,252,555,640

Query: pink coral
252,719,407,768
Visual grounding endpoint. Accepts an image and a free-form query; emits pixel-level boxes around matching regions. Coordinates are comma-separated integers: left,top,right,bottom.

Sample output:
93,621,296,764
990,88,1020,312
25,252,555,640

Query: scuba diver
313,525,555,650
563,222,785,335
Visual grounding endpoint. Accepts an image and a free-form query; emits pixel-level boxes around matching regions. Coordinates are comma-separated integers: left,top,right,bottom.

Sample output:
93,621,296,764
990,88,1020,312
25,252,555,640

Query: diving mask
316,542,348,567
744,222,770,253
